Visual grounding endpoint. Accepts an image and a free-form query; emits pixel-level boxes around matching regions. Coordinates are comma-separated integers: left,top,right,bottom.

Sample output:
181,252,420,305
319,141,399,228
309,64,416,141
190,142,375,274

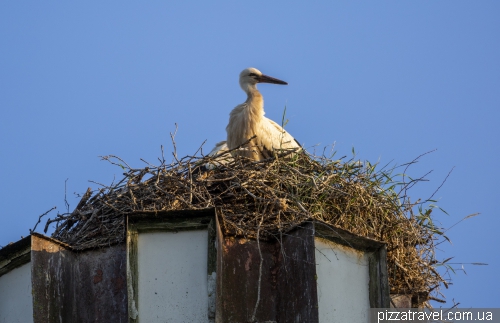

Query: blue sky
1,1,498,308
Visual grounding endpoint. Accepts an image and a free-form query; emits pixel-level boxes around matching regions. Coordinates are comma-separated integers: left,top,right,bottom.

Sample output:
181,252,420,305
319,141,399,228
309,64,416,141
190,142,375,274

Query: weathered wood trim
207,218,217,275
128,209,214,232
368,250,381,307
0,235,31,277
215,209,225,323
378,245,390,307
127,225,139,323
314,220,385,252
126,208,216,323
367,244,390,308
207,218,217,321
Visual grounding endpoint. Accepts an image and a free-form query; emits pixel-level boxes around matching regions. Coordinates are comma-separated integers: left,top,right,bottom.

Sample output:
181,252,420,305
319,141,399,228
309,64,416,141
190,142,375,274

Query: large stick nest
46,143,448,306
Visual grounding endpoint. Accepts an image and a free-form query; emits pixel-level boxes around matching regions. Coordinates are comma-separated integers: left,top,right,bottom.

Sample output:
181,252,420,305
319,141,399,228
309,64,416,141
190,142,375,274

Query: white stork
209,67,300,163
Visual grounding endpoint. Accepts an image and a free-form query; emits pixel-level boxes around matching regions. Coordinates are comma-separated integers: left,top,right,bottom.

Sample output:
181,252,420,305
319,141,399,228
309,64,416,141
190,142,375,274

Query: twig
31,206,57,233
250,213,265,322
424,166,455,203
399,149,437,197
170,123,179,163
100,155,134,170
64,178,70,213
73,188,93,213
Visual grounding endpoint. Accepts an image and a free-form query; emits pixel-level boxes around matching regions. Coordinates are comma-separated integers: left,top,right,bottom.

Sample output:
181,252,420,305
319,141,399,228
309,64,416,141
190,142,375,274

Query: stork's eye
249,73,258,77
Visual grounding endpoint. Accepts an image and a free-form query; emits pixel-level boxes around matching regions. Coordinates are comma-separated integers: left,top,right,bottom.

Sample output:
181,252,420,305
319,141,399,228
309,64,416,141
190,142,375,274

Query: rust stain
244,251,252,271
316,236,367,265
223,237,235,252
93,269,103,284
111,276,125,293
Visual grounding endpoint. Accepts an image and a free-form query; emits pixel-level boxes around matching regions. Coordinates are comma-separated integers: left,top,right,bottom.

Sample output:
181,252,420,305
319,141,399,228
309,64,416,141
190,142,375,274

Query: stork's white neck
226,84,265,149
240,82,257,95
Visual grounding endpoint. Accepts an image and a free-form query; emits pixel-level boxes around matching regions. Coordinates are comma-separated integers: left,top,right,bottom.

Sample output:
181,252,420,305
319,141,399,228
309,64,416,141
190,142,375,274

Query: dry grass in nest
44,141,449,307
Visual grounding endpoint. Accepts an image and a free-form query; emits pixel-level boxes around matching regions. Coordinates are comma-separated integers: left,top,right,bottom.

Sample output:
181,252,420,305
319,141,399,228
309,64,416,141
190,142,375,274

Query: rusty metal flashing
31,232,72,249
126,208,217,323
0,235,31,277
314,220,385,252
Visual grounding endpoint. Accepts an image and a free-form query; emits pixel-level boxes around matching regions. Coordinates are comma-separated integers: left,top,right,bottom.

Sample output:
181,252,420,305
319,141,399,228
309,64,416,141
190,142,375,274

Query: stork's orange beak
258,74,288,85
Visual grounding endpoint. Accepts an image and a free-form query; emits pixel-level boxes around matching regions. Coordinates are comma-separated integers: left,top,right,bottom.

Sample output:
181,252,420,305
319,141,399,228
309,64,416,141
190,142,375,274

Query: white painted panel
138,230,209,323
0,263,33,323
315,237,370,323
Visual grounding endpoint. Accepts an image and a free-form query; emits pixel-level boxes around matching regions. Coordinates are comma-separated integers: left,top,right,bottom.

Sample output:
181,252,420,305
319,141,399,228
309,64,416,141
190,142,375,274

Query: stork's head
239,67,287,92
